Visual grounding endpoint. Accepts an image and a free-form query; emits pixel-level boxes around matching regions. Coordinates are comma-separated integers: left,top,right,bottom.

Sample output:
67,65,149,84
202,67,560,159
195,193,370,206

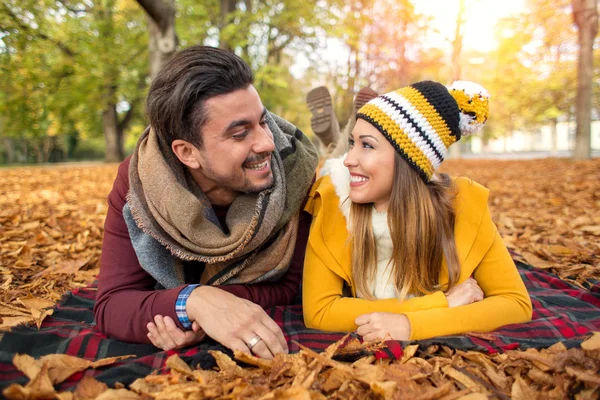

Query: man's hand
147,315,206,350
355,312,411,341
445,277,484,308
187,286,288,359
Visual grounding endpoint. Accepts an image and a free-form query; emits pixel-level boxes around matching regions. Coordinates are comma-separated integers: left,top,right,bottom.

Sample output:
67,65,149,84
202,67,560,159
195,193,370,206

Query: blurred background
0,0,598,164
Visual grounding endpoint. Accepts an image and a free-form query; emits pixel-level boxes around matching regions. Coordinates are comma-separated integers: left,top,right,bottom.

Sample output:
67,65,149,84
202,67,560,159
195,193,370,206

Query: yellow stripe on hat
359,103,435,178
401,87,456,148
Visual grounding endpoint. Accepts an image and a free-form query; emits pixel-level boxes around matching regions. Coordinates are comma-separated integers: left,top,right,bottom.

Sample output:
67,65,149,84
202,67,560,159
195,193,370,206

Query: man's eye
232,130,249,140
259,120,267,126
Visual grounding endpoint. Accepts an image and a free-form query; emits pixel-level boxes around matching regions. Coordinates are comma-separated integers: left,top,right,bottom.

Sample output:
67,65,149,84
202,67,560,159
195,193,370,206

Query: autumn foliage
0,158,599,398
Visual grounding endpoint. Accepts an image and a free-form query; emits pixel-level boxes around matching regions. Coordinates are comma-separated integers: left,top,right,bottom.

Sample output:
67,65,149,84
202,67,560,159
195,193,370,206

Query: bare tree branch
135,0,175,32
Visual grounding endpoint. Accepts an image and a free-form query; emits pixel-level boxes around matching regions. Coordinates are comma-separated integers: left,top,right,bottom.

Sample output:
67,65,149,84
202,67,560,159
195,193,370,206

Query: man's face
195,85,275,196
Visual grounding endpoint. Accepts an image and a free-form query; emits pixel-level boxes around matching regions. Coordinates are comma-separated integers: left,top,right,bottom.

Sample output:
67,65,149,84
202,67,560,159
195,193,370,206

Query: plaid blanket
1,261,599,391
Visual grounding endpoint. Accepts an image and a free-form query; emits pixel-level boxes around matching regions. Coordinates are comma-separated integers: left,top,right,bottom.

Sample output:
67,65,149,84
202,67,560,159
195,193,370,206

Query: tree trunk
42,136,53,163
449,0,466,159
2,138,15,164
572,0,598,160
220,0,238,51
103,104,123,162
550,118,558,156
136,0,178,80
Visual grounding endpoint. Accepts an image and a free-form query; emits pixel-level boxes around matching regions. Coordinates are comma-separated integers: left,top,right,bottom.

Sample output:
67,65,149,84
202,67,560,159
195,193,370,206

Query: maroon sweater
94,157,311,344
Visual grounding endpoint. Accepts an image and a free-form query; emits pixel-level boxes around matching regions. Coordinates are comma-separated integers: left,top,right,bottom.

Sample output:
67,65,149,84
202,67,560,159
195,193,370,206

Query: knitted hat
356,80,490,182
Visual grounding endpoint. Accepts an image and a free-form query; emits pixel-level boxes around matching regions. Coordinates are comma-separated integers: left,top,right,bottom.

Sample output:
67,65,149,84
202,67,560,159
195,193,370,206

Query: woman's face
344,119,396,212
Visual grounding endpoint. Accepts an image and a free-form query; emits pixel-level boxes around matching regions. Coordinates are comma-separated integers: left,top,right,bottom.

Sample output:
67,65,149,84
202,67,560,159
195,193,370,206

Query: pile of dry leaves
0,164,114,329
441,158,600,288
4,333,600,399
0,158,599,399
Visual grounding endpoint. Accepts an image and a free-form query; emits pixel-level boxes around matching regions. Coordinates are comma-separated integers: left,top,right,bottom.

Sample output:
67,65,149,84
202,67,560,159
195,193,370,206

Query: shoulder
452,176,489,214
114,155,132,194
305,155,349,218
450,176,498,263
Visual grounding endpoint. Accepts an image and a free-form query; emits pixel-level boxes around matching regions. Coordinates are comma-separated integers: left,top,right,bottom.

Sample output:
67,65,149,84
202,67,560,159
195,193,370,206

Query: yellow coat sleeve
302,194,449,332
405,228,533,339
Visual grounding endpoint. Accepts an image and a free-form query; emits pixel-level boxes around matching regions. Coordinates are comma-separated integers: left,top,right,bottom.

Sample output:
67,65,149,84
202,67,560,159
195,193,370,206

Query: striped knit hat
356,80,490,182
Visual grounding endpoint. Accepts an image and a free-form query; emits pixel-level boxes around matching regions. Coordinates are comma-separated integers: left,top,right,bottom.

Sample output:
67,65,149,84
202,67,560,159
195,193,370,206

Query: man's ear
172,139,201,169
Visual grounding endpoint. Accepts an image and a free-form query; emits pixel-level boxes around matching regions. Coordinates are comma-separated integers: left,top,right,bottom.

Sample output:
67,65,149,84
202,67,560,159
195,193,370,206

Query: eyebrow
222,108,267,136
358,134,380,142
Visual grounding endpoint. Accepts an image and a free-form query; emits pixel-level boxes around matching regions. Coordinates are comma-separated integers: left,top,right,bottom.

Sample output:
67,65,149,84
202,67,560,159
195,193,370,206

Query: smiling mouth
244,159,269,171
350,175,368,183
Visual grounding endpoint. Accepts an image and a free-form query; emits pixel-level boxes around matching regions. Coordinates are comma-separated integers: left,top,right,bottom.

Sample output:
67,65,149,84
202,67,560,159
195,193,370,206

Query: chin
246,176,274,194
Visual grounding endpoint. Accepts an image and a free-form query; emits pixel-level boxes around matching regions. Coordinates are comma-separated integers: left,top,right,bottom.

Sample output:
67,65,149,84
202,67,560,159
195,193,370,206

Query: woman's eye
362,141,373,149
348,139,355,147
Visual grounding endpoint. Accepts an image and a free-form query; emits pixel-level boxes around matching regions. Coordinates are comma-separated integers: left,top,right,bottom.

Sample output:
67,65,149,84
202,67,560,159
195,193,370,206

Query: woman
302,80,532,341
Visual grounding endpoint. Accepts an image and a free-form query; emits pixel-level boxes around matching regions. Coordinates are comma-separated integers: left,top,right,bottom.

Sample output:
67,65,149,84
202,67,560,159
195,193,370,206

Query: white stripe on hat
370,96,443,170
384,91,447,160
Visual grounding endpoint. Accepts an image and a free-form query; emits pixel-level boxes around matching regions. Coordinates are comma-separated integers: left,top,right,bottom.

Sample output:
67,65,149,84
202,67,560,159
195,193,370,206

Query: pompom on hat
356,80,490,182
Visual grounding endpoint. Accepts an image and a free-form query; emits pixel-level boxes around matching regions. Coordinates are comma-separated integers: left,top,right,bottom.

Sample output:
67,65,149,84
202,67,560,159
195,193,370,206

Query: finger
163,316,192,348
147,323,162,348
192,321,201,332
228,338,252,355
355,313,372,325
147,332,161,348
154,315,177,350
253,324,287,357
363,330,385,342
258,314,288,353
356,323,373,337
247,337,274,360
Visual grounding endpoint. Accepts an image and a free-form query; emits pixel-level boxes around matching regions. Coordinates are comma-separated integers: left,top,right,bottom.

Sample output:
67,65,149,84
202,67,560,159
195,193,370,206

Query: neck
188,168,238,206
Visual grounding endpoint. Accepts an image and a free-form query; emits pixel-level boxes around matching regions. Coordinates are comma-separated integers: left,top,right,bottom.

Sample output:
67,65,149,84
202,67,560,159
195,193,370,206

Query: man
94,46,319,360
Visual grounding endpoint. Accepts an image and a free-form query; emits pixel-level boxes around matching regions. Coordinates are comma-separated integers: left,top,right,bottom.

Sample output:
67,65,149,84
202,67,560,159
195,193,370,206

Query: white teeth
350,176,368,183
245,160,268,170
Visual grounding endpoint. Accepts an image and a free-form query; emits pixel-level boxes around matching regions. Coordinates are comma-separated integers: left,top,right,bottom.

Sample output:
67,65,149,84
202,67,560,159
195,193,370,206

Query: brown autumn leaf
3,361,56,400
165,354,194,376
33,257,91,278
581,332,600,351
73,376,109,400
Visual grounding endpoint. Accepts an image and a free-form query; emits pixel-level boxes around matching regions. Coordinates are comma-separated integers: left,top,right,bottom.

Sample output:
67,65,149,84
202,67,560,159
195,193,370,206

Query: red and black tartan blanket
1,261,599,391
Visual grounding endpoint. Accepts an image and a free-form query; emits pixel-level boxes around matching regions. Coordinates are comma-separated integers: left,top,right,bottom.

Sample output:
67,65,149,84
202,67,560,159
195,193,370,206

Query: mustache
243,152,271,165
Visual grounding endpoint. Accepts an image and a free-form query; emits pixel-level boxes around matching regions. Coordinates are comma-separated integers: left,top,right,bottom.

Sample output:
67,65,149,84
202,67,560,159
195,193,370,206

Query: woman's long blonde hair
350,152,460,300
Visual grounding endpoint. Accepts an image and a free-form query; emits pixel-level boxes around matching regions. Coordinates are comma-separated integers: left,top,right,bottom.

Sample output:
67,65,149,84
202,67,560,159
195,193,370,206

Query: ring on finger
247,334,263,350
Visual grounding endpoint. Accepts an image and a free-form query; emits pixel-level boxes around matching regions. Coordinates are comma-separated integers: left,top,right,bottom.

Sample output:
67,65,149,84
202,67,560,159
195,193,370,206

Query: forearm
406,230,532,340
94,287,183,343
406,294,532,340
303,243,448,332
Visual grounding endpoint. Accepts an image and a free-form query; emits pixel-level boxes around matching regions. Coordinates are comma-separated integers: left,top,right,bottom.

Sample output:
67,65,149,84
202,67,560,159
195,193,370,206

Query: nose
253,125,275,154
343,146,357,168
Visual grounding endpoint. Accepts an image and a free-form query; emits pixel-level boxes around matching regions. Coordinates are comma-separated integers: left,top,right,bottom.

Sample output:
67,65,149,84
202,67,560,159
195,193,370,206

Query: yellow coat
302,171,532,340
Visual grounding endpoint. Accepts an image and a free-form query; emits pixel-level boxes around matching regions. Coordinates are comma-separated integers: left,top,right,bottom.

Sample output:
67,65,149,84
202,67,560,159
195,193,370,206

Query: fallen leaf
581,332,600,351
33,257,91,278
73,376,108,400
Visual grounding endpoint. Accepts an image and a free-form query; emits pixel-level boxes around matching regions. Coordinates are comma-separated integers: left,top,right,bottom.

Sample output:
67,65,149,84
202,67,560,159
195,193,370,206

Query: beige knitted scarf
127,112,318,285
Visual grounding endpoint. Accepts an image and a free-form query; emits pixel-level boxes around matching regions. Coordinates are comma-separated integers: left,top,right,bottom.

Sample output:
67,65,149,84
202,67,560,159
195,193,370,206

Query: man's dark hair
146,45,254,147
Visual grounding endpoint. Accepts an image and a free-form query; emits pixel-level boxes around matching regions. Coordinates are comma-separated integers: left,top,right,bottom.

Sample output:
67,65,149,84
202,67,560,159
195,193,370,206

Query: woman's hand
147,315,206,350
355,312,411,341
445,277,484,308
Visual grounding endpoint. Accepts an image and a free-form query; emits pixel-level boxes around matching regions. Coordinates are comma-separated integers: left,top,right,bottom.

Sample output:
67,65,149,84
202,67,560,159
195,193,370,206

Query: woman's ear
171,139,201,169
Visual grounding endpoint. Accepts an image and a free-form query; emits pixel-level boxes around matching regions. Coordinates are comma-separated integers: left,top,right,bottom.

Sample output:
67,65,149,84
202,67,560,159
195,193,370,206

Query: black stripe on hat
379,94,444,164
357,113,431,183
411,81,461,141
